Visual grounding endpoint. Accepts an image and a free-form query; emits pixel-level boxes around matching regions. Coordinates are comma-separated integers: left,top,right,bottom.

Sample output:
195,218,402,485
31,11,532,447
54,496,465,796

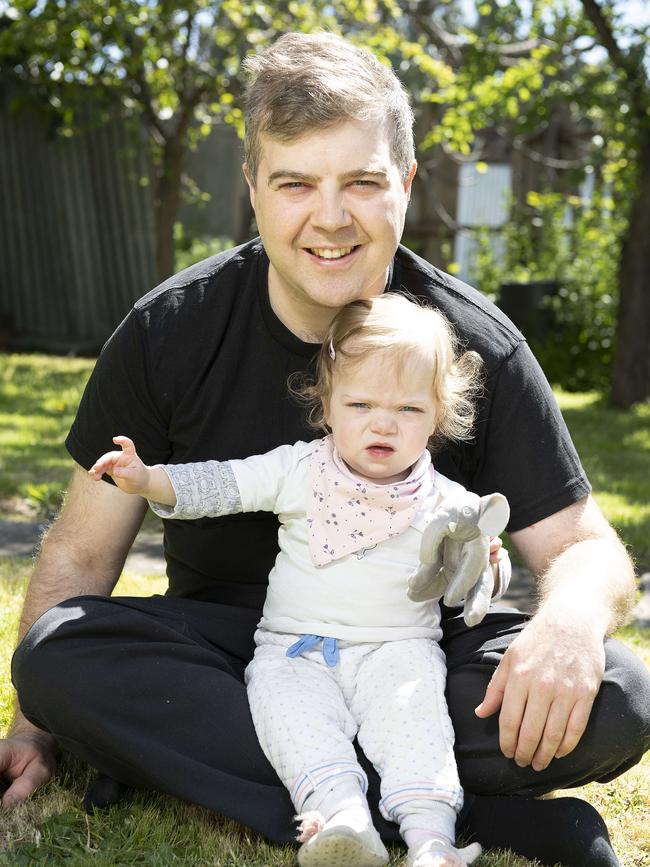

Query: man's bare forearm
17,525,119,643
9,466,148,736
513,496,637,637
537,534,636,636
11,525,129,738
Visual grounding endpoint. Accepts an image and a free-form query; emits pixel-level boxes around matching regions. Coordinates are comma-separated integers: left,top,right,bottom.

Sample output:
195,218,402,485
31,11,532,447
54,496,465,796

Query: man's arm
1,464,147,806
475,494,636,771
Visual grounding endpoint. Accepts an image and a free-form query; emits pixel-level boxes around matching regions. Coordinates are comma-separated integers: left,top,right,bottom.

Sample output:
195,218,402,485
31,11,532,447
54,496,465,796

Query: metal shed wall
0,109,156,350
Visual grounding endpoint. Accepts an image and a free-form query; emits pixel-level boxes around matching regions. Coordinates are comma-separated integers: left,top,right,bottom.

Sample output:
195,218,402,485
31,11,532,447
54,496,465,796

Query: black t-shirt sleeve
472,341,591,532
66,308,172,472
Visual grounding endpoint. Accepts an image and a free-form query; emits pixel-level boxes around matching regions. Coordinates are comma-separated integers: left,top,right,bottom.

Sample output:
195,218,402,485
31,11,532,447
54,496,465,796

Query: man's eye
280,182,308,190
351,180,378,188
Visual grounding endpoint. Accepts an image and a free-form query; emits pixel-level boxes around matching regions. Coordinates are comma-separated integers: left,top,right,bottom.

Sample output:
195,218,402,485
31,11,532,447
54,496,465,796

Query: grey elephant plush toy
408,491,510,628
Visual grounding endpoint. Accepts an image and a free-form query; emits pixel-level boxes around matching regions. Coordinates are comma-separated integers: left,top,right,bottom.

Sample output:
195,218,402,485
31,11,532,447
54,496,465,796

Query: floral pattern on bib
306,436,434,566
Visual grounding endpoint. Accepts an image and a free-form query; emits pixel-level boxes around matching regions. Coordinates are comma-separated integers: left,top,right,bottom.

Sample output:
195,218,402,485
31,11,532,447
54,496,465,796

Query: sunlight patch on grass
0,354,93,520
114,572,168,597
0,558,29,731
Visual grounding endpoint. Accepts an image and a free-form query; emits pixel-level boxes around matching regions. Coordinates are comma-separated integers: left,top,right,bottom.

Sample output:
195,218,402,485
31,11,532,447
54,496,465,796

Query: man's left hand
474,609,605,770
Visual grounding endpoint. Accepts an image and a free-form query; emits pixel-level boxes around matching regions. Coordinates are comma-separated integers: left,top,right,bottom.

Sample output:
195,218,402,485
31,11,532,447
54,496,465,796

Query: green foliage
467,189,624,391
20,482,63,521
407,0,649,399
0,1,413,143
2,0,649,387
173,224,233,273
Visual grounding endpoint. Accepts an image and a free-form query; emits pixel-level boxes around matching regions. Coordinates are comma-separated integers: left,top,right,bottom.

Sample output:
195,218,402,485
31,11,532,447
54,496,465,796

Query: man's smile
303,245,361,263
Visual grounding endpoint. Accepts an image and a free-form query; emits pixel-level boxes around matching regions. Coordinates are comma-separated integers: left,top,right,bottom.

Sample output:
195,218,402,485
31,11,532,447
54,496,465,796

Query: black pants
11,595,650,844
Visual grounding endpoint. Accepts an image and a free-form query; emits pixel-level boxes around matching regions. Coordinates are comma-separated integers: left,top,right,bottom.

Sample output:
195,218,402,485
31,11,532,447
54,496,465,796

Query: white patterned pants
245,631,462,837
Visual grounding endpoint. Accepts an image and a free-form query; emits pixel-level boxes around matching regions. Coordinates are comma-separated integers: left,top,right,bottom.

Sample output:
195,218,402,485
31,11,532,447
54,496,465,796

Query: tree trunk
610,135,650,408
154,136,185,283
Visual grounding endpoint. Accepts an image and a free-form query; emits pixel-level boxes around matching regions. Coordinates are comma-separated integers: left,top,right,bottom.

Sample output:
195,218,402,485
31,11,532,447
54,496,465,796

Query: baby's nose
371,412,397,433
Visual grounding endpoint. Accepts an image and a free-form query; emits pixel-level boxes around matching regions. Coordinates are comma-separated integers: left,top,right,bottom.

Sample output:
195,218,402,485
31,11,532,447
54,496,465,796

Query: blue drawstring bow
286,634,340,667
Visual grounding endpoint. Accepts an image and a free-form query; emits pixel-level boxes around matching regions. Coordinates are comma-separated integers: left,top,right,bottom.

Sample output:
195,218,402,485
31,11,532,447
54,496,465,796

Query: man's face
245,120,416,332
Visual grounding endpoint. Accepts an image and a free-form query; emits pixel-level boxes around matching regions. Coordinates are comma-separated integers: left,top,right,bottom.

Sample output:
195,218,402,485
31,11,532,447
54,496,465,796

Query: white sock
302,776,371,826
403,828,452,850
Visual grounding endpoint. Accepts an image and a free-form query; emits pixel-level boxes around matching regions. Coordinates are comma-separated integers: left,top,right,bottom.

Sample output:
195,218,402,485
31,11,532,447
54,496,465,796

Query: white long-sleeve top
152,440,509,644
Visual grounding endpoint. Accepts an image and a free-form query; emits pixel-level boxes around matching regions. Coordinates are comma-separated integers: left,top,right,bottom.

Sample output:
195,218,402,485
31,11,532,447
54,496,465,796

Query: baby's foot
296,806,389,867
407,839,482,867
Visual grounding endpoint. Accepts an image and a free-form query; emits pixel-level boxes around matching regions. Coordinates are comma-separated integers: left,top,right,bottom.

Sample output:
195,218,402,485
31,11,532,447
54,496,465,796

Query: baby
90,293,510,867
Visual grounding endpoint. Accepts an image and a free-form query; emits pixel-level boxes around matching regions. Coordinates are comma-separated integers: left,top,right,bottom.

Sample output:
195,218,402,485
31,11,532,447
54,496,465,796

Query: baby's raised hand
408,840,482,867
88,435,151,496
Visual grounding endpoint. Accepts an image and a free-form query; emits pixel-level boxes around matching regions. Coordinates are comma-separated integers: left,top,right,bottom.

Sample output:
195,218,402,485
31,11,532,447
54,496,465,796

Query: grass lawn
0,353,649,865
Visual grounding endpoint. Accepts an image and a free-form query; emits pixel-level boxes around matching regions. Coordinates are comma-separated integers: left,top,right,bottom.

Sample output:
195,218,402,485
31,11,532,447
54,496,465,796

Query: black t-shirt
66,239,590,609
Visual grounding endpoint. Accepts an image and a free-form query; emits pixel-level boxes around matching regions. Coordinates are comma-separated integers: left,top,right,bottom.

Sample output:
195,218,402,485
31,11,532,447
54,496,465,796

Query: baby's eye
400,406,423,413
348,402,370,409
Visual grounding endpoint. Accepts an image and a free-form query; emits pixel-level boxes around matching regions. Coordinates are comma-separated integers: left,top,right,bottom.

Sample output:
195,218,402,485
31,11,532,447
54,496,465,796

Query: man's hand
474,611,605,770
475,496,635,770
0,729,57,808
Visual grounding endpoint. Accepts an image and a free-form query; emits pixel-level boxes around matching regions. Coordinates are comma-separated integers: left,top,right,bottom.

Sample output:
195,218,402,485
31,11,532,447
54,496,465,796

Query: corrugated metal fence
0,108,157,350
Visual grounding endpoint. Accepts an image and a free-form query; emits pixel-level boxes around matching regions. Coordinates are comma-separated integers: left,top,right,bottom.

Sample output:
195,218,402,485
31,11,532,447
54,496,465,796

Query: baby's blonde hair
292,293,483,451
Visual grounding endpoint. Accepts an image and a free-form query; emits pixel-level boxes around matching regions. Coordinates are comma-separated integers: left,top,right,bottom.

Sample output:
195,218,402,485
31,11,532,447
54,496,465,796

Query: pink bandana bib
307,436,434,566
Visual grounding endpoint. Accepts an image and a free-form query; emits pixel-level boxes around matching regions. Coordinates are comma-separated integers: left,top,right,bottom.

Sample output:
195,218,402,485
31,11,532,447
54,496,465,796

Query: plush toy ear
477,493,510,536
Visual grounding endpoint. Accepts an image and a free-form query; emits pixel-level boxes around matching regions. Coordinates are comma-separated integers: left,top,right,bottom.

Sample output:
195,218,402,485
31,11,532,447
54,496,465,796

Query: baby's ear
428,407,438,438
321,399,331,428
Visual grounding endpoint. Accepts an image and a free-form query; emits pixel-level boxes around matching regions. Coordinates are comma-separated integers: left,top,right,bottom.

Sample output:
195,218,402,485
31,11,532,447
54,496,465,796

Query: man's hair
290,293,483,452
243,32,415,182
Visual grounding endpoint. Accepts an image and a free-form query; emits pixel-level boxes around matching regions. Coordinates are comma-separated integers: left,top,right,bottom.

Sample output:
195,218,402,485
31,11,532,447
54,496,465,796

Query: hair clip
328,340,336,360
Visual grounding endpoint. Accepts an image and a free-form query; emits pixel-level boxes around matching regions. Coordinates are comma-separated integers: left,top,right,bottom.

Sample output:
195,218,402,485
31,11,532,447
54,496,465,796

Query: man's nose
311,190,352,232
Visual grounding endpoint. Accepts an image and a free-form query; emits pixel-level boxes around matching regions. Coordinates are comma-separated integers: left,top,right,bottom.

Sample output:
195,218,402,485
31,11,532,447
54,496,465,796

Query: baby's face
324,353,437,485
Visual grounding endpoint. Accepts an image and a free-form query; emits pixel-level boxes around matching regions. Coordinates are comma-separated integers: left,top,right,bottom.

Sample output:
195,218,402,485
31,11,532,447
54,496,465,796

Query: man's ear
242,163,256,209
404,160,417,197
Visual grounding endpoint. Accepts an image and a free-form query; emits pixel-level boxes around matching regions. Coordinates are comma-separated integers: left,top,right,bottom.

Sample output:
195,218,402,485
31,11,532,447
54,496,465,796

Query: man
2,32,649,866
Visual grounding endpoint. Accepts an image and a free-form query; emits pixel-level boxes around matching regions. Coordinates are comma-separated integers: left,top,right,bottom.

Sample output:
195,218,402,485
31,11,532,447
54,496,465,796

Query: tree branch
580,0,649,122
180,9,195,98
129,63,167,144
581,0,629,70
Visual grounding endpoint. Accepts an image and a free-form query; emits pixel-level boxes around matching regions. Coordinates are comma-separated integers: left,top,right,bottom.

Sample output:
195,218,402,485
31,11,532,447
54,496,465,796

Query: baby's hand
409,840,482,867
88,435,151,496
488,535,502,565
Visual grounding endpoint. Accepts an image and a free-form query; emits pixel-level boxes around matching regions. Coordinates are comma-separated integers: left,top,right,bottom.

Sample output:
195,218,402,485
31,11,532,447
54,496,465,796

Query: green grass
556,390,650,572
0,354,95,521
0,353,649,865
